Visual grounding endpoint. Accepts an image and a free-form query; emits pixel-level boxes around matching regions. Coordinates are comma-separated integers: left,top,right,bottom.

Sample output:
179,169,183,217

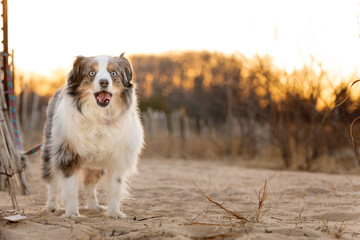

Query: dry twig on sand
136,216,163,221
254,171,278,223
185,222,235,227
333,222,347,239
295,207,304,226
193,182,249,222
185,206,209,225
193,171,277,225
191,233,241,239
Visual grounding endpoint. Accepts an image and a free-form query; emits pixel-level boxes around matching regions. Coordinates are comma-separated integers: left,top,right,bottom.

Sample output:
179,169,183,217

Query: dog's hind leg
42,146,59,212
44,176,59,212
83,168,105,211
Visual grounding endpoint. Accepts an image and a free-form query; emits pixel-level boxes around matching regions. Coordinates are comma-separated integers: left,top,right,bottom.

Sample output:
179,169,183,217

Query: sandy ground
1,157,360,240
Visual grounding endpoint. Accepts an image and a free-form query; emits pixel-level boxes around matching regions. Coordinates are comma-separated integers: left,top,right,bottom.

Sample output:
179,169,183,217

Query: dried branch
193,182,249,222
185,206,209,225
322,79,360,125
184,222,237,227
0,171,14,179
136,216,162,222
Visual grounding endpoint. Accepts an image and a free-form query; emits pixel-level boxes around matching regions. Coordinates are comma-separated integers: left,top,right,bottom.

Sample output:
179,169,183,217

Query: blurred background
8,0,360,173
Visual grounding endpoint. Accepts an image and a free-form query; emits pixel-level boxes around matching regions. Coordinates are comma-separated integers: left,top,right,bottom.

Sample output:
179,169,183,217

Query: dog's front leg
106,169,126,219
61,172,80,218
54,145,82,218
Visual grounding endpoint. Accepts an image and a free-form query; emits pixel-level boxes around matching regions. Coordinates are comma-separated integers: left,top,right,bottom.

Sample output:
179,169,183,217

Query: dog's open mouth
94,91,112,107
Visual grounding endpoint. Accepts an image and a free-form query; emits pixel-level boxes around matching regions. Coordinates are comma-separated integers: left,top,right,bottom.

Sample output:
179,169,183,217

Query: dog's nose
99,79,109,88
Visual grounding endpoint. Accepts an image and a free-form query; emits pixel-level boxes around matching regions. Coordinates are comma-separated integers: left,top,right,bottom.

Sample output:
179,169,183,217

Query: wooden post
0,0,31,196
226,77,234,155
180,108,186,157
2,0,7,53
1,0,9,110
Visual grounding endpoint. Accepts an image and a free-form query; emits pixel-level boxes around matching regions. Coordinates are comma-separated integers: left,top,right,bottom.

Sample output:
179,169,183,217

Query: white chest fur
51,94,143,173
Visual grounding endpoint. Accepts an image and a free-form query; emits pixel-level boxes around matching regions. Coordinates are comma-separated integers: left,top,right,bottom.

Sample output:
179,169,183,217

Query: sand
1,158,360,239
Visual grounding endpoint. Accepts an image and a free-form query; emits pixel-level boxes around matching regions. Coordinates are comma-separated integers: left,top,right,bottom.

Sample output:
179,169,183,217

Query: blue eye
89,71,96,77
111,71,117,77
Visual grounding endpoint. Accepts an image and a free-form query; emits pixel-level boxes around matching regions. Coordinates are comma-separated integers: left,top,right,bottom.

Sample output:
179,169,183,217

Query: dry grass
295,207,305,226
193,171,278,225
333,222,347,239
316,220,347,239
254,171,278,223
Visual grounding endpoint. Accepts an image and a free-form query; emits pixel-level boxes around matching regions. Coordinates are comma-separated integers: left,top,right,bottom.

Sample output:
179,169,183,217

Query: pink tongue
97,91,112,103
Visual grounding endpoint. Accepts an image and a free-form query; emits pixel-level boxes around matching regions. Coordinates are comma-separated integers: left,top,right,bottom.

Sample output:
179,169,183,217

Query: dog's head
67,53,133,109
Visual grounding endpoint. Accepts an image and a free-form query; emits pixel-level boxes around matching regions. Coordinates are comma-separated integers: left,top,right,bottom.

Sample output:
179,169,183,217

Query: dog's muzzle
94,91,112,107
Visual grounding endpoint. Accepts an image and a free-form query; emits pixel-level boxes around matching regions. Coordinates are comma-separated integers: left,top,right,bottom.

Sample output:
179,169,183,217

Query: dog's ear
119,53,133,88
68,56,84,87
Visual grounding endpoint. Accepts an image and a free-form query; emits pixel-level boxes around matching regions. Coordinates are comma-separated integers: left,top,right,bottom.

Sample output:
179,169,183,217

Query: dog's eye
89,71,96,77
111,71,117,77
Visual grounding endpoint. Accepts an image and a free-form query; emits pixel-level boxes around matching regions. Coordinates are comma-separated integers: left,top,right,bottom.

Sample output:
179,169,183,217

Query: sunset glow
7,0,360,78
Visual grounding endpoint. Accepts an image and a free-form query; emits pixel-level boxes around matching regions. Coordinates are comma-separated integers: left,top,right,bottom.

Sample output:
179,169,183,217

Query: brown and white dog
41,54,144,219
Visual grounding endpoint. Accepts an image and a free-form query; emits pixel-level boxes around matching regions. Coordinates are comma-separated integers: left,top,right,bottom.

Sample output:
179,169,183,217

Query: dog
41,53,144,219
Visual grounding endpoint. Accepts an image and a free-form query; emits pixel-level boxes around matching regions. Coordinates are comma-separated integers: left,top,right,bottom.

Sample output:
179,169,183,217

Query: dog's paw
61,212,81,218
87,204,107,211
44,203,58,212
106,210,126,219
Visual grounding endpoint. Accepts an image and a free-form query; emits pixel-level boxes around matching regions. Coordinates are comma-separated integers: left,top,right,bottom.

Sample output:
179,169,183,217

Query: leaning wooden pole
0,0,30,206
2,0,8,109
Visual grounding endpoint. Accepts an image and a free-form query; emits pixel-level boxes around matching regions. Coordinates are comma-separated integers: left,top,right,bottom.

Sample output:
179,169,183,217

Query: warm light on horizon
6,0,360,79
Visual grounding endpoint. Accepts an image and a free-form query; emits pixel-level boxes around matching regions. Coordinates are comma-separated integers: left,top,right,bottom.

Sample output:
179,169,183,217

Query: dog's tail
41,144,53,182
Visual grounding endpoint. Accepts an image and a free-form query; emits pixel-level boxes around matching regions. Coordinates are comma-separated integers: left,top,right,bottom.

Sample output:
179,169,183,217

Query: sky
7,0,360,77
